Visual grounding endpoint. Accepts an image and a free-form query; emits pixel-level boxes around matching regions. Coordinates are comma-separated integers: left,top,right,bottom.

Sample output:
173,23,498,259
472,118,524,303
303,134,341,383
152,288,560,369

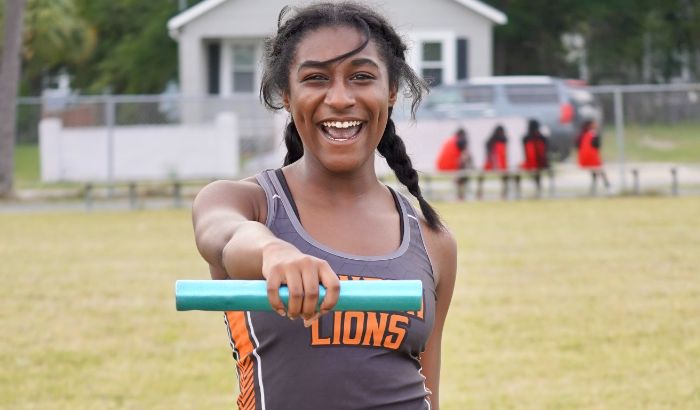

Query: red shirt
436,135,464,171
484,141,507,171
521,134,548,170
577,129,602,168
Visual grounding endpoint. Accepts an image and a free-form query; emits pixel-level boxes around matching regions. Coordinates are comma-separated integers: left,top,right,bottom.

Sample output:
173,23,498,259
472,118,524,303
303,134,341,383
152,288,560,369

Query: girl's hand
261,241,340,325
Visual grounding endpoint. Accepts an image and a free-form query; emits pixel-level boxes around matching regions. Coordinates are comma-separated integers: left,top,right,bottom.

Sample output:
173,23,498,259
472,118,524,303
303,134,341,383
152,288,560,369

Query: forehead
292,25,384,68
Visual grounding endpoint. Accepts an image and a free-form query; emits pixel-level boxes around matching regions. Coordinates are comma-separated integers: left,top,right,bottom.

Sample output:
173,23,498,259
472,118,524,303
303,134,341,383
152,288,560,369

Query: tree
484,0,585,77
484,0,700,84
0,0,25,197
1,0,95,95
20,0,96,94
70,0,202,94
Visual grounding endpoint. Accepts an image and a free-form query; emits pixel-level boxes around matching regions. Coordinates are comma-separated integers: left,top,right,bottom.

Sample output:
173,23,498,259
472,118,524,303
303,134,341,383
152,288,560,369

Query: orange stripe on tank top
226,311,257,410
225,311,254,358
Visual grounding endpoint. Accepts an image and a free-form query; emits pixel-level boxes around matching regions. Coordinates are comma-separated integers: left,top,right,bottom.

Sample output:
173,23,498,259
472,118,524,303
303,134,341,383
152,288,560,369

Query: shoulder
418,216,457,288
193,176,268,224
194,177,266,205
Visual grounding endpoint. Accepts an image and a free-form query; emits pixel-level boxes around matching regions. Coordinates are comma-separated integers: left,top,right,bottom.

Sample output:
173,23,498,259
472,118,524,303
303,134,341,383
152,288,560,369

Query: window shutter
207,42,221,95
457,38,469,80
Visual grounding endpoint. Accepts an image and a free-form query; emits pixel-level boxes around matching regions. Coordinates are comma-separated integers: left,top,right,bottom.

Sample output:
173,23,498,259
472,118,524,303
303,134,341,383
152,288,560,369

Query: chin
320,154,372,174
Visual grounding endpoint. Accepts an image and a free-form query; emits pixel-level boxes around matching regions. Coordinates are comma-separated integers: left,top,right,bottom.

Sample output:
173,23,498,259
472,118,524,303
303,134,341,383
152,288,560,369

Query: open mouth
320,120,363,142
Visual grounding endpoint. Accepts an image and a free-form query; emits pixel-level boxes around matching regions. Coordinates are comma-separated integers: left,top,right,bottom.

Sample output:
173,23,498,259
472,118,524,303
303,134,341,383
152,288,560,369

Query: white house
168,0,507,98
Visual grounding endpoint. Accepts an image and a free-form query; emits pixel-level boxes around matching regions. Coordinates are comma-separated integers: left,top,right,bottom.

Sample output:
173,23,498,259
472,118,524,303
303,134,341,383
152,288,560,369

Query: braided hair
260,2,442,231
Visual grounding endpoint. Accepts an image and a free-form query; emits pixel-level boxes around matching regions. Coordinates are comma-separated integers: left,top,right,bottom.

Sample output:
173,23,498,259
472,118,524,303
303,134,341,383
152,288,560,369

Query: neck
285,156,384,201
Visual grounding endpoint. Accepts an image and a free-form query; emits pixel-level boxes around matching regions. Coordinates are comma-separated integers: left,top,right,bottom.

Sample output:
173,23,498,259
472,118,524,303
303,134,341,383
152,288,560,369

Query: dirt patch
640,135,676,151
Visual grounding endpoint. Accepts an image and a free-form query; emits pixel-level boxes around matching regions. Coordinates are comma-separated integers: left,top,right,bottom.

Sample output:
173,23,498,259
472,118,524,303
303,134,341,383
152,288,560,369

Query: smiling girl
192,3,456,409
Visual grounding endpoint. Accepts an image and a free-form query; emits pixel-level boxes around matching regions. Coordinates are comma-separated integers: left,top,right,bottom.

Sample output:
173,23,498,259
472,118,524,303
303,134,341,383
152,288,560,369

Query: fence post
84,183,93,211
104,94,116,197
671,167,679,196
173,181,182,208
614,88,626,193
129,182,138,210
631,168,639,195
424,174,432,200
548,168,556,197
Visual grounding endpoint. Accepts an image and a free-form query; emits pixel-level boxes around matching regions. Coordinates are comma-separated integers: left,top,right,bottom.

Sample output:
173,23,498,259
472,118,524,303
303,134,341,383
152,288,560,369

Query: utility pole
0,0,26,197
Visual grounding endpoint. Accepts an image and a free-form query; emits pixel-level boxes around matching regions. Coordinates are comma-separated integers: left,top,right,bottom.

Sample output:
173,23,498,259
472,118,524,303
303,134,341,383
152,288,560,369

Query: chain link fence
17,94,279,155
13,83,700,197
588,83,700,193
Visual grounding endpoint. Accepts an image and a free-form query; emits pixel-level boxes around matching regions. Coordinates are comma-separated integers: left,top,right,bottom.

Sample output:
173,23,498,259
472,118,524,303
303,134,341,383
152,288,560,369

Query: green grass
603,121,700,163
14,144,41,188
1,198,700,409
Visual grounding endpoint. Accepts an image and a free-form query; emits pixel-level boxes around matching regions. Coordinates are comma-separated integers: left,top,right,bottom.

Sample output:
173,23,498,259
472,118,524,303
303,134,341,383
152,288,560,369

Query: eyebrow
297,57,380,73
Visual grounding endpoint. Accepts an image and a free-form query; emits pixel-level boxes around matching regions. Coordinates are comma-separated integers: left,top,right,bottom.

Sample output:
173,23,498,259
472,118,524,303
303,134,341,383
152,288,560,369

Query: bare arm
419,224,457,410
192,179,271,279
192,179,340,320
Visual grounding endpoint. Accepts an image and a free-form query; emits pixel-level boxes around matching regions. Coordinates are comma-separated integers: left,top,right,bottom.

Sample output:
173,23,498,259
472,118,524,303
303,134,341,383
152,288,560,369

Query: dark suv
409,76,602,161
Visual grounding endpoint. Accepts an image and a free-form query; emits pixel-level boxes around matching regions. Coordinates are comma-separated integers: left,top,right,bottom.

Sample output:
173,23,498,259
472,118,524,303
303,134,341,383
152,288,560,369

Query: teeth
321,120,362,129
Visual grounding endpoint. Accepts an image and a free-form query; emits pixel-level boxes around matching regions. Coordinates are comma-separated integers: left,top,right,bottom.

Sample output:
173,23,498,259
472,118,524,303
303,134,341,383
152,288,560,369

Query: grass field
14,144,41,188
1,198,699,409
602,122,700,164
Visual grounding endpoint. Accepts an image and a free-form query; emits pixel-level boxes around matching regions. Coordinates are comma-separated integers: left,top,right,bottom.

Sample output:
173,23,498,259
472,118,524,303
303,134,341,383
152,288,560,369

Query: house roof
453,0,507,25
168,0,227,37
168,0,507,38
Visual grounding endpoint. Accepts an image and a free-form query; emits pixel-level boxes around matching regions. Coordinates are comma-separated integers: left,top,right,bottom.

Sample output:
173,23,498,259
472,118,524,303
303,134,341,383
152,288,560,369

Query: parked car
405,76,603,161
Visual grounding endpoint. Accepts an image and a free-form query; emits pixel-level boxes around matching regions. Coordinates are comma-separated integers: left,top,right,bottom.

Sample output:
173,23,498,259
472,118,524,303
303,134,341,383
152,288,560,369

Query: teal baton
175,280,423,312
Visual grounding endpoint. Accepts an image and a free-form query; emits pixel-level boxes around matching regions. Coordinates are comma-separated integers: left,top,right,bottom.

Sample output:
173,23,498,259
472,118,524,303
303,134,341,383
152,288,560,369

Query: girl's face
283,25,397,173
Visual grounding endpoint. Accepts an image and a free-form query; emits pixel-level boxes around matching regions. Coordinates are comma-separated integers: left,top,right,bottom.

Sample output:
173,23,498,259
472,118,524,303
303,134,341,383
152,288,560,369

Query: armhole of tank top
274,168,301,221
255,171,277,228
396,191,437,284
386,186,404,241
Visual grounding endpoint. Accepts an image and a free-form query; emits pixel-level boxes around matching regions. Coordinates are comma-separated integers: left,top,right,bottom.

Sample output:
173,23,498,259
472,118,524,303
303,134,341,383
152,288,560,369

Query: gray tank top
224,169,436,410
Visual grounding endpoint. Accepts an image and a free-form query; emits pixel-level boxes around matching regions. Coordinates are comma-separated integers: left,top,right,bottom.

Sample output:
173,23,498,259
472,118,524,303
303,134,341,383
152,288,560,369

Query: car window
459,86,495,104
505,84,559,104
567,87,594,104
426,88,463,106
425,85,495,106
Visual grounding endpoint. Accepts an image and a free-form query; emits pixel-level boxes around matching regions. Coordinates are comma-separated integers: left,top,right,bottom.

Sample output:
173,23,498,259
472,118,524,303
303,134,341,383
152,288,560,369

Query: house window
421,41,444,86
231,44,256,93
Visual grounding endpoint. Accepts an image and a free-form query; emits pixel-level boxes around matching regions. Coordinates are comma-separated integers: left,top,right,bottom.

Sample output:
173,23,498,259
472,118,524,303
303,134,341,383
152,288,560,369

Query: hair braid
378,112,443,230
283,120,304,165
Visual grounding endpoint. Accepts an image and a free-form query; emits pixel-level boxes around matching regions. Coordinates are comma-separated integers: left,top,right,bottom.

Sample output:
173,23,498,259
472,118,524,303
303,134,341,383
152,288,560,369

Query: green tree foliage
0,0,95,95
485,0,700,83
70,0,188,94
1,0,203,95
484,0,584,77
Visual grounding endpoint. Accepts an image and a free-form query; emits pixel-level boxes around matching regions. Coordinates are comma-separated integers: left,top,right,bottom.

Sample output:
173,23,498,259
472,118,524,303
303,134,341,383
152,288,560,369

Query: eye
351,72,375,81
301,73,328,82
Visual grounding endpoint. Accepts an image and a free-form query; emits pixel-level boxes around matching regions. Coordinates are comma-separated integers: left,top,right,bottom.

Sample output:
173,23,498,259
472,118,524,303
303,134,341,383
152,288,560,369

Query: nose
324,79,355,109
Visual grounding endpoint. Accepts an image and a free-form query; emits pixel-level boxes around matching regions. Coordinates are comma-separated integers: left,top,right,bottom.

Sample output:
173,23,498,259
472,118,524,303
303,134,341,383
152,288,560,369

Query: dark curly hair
260,1,442,230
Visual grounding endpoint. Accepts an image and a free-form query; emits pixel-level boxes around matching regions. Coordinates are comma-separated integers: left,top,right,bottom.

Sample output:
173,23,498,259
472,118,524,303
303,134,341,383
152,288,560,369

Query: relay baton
175,279,422,312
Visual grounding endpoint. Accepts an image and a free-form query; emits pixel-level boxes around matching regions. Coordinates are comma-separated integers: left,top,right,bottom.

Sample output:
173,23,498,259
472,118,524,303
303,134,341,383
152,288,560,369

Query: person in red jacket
576,120,610,194
477,125,510,199
518,119,549,197
436,128,473,200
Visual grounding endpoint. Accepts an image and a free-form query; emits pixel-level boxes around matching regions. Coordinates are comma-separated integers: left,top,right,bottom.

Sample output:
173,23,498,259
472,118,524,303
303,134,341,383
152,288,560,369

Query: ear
282,91,291,112
388,86,398,107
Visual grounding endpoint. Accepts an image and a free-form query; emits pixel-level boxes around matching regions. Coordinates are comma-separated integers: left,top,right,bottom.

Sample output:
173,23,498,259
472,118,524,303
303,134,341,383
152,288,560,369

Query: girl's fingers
265,271,286,316
301,265,320,320
284,270,304,319
303,312,321,328
318,262,340,315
